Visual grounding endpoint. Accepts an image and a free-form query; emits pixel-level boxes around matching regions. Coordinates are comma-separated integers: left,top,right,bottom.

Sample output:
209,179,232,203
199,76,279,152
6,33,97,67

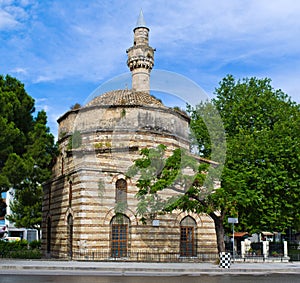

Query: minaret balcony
127,57,154,71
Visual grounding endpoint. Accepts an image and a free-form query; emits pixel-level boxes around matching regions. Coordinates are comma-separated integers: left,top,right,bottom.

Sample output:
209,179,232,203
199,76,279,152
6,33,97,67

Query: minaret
127,10,155,93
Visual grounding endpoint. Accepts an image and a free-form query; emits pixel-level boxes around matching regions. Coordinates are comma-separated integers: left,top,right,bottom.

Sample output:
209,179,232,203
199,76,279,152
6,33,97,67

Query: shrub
10,249,41,259
0,239,42,259
29,240,41,250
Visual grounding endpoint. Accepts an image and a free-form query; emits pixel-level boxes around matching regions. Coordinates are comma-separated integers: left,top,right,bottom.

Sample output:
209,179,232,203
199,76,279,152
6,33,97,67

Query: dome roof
86,89,166,108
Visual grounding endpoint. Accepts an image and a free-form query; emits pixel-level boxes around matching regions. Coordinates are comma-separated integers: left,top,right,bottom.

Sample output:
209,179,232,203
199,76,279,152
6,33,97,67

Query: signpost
228,217,238,262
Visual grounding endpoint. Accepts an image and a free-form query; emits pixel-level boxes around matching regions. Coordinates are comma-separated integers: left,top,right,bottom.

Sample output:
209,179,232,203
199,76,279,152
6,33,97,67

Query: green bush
0,239,27,250
0,239,42,259
10,249,41,259
29,240,41,250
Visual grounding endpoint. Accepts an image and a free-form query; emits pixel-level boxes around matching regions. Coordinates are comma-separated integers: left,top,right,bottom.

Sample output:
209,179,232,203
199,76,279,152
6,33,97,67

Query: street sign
228,217,238,224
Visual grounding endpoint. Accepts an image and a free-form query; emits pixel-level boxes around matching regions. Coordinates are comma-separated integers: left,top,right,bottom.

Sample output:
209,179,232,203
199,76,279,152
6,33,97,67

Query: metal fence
71,250,219,262
269,242,283,257
250,242,263,256
288,244,300,261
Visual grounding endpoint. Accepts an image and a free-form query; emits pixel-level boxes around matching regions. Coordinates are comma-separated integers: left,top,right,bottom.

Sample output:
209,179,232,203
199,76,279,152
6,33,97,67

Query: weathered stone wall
58,105,189,142
42,102,217,260
43,167,217,259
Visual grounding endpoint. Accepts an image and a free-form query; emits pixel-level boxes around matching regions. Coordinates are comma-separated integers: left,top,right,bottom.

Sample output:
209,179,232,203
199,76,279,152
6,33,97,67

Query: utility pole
228,217,238,262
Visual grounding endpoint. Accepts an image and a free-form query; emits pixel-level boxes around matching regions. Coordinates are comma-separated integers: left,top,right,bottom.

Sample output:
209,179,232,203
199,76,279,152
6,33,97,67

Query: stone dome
86,89,165,108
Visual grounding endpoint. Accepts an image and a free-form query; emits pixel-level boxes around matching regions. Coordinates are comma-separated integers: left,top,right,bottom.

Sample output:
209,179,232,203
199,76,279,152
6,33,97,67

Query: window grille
111,214,129,258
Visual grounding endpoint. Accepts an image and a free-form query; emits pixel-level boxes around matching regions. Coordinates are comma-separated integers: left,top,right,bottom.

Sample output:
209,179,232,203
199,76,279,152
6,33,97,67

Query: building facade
42,11,217,261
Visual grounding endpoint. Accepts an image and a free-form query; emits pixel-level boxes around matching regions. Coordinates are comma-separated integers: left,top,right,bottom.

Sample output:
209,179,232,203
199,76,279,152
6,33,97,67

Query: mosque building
42,11,217,261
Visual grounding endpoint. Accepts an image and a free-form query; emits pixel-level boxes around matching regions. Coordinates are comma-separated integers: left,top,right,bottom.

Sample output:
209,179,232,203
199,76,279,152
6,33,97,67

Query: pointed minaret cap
135,9,148,30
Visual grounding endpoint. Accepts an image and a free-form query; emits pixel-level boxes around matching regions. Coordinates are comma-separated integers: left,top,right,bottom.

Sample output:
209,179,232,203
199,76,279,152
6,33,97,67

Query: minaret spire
136,9,146,28
126,11,155,93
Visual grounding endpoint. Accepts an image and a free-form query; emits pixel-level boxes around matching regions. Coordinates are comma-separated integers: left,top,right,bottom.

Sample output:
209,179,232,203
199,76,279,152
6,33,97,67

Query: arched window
110,214,130,258
47,217,51,253
67,214,73,259
180,216,197,257
115,179,127,203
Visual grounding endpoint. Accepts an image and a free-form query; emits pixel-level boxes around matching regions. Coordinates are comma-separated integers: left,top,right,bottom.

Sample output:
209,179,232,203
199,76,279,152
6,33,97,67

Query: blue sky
1,0,300,138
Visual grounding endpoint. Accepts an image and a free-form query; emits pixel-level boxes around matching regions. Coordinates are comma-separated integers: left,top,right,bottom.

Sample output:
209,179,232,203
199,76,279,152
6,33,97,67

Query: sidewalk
0,260,300,275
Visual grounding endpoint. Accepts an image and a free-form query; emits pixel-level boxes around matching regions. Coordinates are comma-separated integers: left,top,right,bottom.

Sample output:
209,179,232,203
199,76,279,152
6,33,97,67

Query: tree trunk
210,212,225,253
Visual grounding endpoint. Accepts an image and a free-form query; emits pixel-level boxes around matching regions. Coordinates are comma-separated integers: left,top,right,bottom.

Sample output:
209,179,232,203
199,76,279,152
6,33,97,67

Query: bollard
219,252,231,268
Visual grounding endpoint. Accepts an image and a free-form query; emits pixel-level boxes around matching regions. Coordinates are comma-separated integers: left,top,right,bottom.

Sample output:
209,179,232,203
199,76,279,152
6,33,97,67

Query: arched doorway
180,216,197,257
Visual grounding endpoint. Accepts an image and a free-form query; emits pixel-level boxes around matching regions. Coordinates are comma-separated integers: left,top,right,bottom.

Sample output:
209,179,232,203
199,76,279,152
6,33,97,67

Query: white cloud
35,97,50,111
0,9,18,29
10,67,27,74
33,75,54,84
4,5,28,21
0,0,35,30
0,0,14,5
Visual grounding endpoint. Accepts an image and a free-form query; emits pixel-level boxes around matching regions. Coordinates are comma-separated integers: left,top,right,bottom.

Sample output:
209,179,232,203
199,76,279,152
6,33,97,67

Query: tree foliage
0,75,35,188
213,75,300,233
128,75,300,253
0,75,58,231
127,144,210,211
0,198,6,217
7,185,43,231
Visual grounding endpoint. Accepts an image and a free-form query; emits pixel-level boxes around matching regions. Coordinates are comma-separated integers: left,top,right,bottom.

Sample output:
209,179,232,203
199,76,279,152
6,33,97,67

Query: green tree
0,75,57,233
213,75,300,233
7,110,57,235
0,75,35,189
186,76,300,246
8,185,43,235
